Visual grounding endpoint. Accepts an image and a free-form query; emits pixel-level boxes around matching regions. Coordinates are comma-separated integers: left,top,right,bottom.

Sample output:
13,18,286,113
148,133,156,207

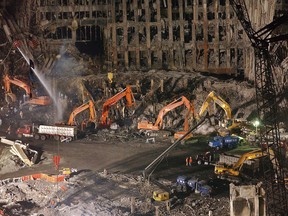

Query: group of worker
185,156,193,166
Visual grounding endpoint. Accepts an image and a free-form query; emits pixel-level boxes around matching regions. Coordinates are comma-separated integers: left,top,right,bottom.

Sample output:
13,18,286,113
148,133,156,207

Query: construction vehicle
67,100,97,129
138,96,194,139
3,74,51,106
100,85,135,126
16,124,77,142
230,2,288,213
214,149,266,179
152,191,170,201
176,175,212,197
208,135,243,150
195,151,214,165
197,91,244,133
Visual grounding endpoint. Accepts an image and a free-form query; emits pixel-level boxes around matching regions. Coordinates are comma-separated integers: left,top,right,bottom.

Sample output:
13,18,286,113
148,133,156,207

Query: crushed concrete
0,170,230,216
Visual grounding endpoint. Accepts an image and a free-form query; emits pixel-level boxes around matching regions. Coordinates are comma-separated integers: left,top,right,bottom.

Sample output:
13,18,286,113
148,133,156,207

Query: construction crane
229,1,288,214
100,85,135,126
67,100,97,128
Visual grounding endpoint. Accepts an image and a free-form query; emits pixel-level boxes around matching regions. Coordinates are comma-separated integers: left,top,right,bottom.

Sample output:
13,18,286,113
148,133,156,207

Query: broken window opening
196,49,204,65
162,51,168,69
139,27,146,44
150,26,158,45
208,49,215,67
161,24,169,41
151,51,158,67
184,23,192,43
208,25,215,42
219,50,227,67
185,49,193,68
172,0,179,8
196,24,204,41
230,48,236,66
173,26,180,42
128,51,136,68
117,53,125,67
184,13,193,21
207,12,215,20
198,12,204,21
238,29,244,40
219,26,226,42
128,27,136,45
219,12,226,19
219,0,226,6
237,49,244,68
116,27,124,46
140,51,148,68
172,11,180,21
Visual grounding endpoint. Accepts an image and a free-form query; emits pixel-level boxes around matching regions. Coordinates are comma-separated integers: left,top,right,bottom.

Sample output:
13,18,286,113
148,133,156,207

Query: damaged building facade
5,0,286,80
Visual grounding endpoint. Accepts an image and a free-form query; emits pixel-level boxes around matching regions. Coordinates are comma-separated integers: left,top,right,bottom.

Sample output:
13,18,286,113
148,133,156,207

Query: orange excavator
138,96,194,139
100,85,136,126
67,100,97,128
3,74,51,106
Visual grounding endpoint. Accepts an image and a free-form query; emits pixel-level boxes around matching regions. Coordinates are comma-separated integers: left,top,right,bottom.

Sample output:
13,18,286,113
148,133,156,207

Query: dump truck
16,124,77,142
208,135,243,150
176,175,212,196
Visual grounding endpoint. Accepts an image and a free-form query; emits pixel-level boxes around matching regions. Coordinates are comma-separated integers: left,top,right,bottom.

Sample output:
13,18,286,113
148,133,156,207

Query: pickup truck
208,135,243,150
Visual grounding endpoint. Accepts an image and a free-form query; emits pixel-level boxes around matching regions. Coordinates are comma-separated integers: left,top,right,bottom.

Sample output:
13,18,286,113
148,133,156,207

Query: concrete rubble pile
0,170,230,216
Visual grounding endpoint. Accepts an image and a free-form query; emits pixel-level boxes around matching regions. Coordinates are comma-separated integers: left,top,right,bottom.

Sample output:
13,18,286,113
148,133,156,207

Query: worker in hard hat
189,156,193,166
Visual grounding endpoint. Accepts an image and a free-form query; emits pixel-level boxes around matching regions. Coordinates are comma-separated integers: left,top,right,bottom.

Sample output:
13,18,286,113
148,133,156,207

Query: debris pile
0,170,230,216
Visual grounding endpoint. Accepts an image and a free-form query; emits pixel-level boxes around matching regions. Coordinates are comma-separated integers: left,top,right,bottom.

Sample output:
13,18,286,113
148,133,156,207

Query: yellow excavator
67,100,97,130
214,149,267,177
197,91,244,134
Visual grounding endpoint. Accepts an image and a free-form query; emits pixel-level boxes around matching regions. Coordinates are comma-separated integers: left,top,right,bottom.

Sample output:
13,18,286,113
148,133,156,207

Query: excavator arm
4,74,32,101
100,86,135,126
198,91,231,119
138,96,192,130
67,100,96,126
215,149,266,177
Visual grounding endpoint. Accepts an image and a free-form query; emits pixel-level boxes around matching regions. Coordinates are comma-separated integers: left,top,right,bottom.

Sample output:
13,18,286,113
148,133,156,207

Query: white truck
16,124,77,142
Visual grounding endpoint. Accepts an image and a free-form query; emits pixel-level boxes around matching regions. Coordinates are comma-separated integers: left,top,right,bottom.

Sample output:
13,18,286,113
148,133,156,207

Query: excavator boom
4,74,31,96
68,100,96,126
138,96,192,131
198,91,231,119
100,86,135,126
215,149,267,176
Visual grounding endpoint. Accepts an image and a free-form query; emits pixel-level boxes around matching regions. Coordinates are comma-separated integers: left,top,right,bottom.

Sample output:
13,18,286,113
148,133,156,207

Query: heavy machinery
3,74,51,106
197,91,243,132
208,135,243,150
138,96,194,139
214,149,266,179
176,176,212,197
100,85,135,126
16,124,77,142
229,1,288,213
195,151,214,165
67,100,97,129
